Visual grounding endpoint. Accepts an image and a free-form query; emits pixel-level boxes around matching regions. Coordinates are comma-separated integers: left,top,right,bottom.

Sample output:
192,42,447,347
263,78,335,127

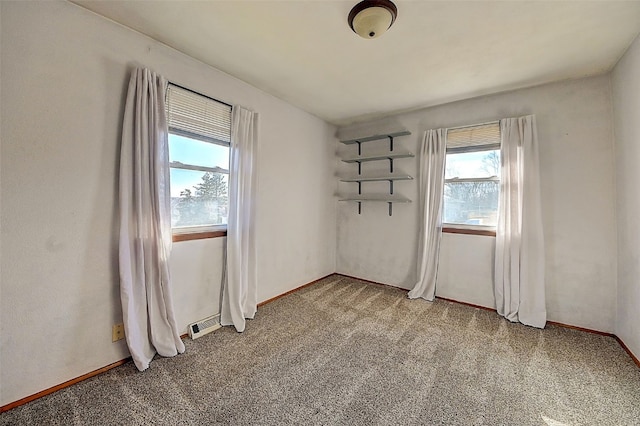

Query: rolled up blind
446,122,500,153
166,84,231,145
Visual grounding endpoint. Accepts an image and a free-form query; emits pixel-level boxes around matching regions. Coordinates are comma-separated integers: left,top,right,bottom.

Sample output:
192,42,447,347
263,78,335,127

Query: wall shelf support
338,130,412,216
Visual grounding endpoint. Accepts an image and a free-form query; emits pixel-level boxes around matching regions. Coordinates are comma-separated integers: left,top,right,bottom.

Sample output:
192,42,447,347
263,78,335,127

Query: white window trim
166,83,231,235
443,121,501,231
442,223,496,231
444,176,499,183
169,161,229,175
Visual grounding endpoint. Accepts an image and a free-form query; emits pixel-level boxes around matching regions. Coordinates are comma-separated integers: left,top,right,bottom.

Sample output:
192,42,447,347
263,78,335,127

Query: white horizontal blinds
166,84,231,146
446,122,500,153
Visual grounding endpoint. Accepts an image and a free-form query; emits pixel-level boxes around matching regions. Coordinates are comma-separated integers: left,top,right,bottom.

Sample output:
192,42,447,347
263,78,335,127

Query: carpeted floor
2,275,639,425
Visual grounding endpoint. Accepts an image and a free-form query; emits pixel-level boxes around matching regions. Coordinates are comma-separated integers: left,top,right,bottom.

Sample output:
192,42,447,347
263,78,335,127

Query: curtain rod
168,81,233,108
446,120,499,132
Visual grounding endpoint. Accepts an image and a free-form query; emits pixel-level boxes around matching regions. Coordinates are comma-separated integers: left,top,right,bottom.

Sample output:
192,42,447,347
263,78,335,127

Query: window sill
442,226,496,237
172,229,227,242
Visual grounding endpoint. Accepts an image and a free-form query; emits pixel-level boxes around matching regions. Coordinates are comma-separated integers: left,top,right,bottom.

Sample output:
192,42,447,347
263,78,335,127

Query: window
166,84,232,235
443,122,501,230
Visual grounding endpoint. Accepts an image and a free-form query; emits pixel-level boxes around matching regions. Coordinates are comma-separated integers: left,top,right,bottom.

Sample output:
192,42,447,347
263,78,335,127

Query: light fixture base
348,0,398,39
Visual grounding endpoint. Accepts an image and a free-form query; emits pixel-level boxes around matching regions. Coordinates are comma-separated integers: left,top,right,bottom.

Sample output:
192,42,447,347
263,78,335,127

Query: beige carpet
2,275,639,425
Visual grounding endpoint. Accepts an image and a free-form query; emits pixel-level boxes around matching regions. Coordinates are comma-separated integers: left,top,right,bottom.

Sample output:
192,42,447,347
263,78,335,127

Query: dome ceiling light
348,0,398,39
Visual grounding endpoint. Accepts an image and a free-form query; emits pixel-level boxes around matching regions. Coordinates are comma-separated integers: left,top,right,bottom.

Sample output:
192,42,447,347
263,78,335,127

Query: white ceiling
73,0,640,126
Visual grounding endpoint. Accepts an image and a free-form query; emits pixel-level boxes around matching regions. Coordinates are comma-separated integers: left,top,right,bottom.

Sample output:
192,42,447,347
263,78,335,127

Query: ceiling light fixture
348,0,398,39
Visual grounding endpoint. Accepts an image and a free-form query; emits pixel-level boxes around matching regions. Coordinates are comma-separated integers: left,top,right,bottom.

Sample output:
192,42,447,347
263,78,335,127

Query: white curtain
494,115,546,328
221,106,259,332
119,68,185,371
408,129,446,301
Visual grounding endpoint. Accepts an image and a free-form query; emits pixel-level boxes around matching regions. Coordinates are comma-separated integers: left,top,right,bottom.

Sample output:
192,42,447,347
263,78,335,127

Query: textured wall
0,1,337,405
612,34,640,361
337,75,617,333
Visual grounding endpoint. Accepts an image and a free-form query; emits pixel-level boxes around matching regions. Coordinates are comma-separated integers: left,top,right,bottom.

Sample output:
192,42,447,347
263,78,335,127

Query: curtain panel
408,129,446,301
221,106,259,332
494,115,546,328
119,68,185,371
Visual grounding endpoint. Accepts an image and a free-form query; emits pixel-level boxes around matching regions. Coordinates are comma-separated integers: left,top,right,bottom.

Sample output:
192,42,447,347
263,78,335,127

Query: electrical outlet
112,323,125,342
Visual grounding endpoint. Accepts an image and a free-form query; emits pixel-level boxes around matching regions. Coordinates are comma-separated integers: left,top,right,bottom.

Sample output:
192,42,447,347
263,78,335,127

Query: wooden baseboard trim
434,300,639,369
546,321,614,337
0,357,132,413
1,275,333,413
4,273,638,413
435,296,495,312
613,335,640,368
544,321,640,365
335,273,410,294
337,274,640,369
335,275,493,313
257,273,334,307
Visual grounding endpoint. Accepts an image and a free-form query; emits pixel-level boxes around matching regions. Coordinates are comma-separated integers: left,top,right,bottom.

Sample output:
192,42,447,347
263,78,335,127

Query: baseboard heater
188,314,222,339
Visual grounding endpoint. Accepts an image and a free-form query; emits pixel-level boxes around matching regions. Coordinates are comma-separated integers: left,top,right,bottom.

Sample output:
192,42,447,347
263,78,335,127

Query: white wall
337,75,617,332
612,34,640,361
438,235,496,309
0,1,337,406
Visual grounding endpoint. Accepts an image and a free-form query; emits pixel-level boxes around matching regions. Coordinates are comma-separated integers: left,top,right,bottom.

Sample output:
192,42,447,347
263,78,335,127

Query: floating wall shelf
340,130,411,155
338,130,413,216
340,130,411,145
339,195,412,216
341,151,415,174
340,174,413,195
339,195,412,203
341,151,414,163
340,174,412,182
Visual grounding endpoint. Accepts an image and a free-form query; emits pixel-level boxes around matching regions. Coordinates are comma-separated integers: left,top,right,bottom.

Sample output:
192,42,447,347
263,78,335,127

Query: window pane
443,181,499,226
170,169,228,228
168,133,229,170
445,150,500,179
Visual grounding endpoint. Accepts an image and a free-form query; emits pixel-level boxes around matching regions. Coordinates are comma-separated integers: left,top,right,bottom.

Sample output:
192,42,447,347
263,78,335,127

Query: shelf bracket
358,181,362,195
388,136,394,152
357,161,361,175
388,202,393,216
358,201,362,215
356,141,362,156
389,180,394,195
389,158,394,173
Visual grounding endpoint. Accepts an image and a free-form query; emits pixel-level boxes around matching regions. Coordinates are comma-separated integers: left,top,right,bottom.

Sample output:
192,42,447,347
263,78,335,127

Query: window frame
442,123,501,237
166,83,232,242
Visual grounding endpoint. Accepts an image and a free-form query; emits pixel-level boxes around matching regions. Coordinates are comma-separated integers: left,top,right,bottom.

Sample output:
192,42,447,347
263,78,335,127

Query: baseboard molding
435,296,495,312
613,335,640,369
434,297,639,368
546,320,614,337
544,321,640,367
4,272,638,413
335,273,411,293
0,358,131,413
335,273,640,369
1,273,334,413
257,273,334,308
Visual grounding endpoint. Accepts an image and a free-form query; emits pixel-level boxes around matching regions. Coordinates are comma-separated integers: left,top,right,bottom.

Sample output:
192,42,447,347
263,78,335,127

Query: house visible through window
444,122,501,228
166,84,232,232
